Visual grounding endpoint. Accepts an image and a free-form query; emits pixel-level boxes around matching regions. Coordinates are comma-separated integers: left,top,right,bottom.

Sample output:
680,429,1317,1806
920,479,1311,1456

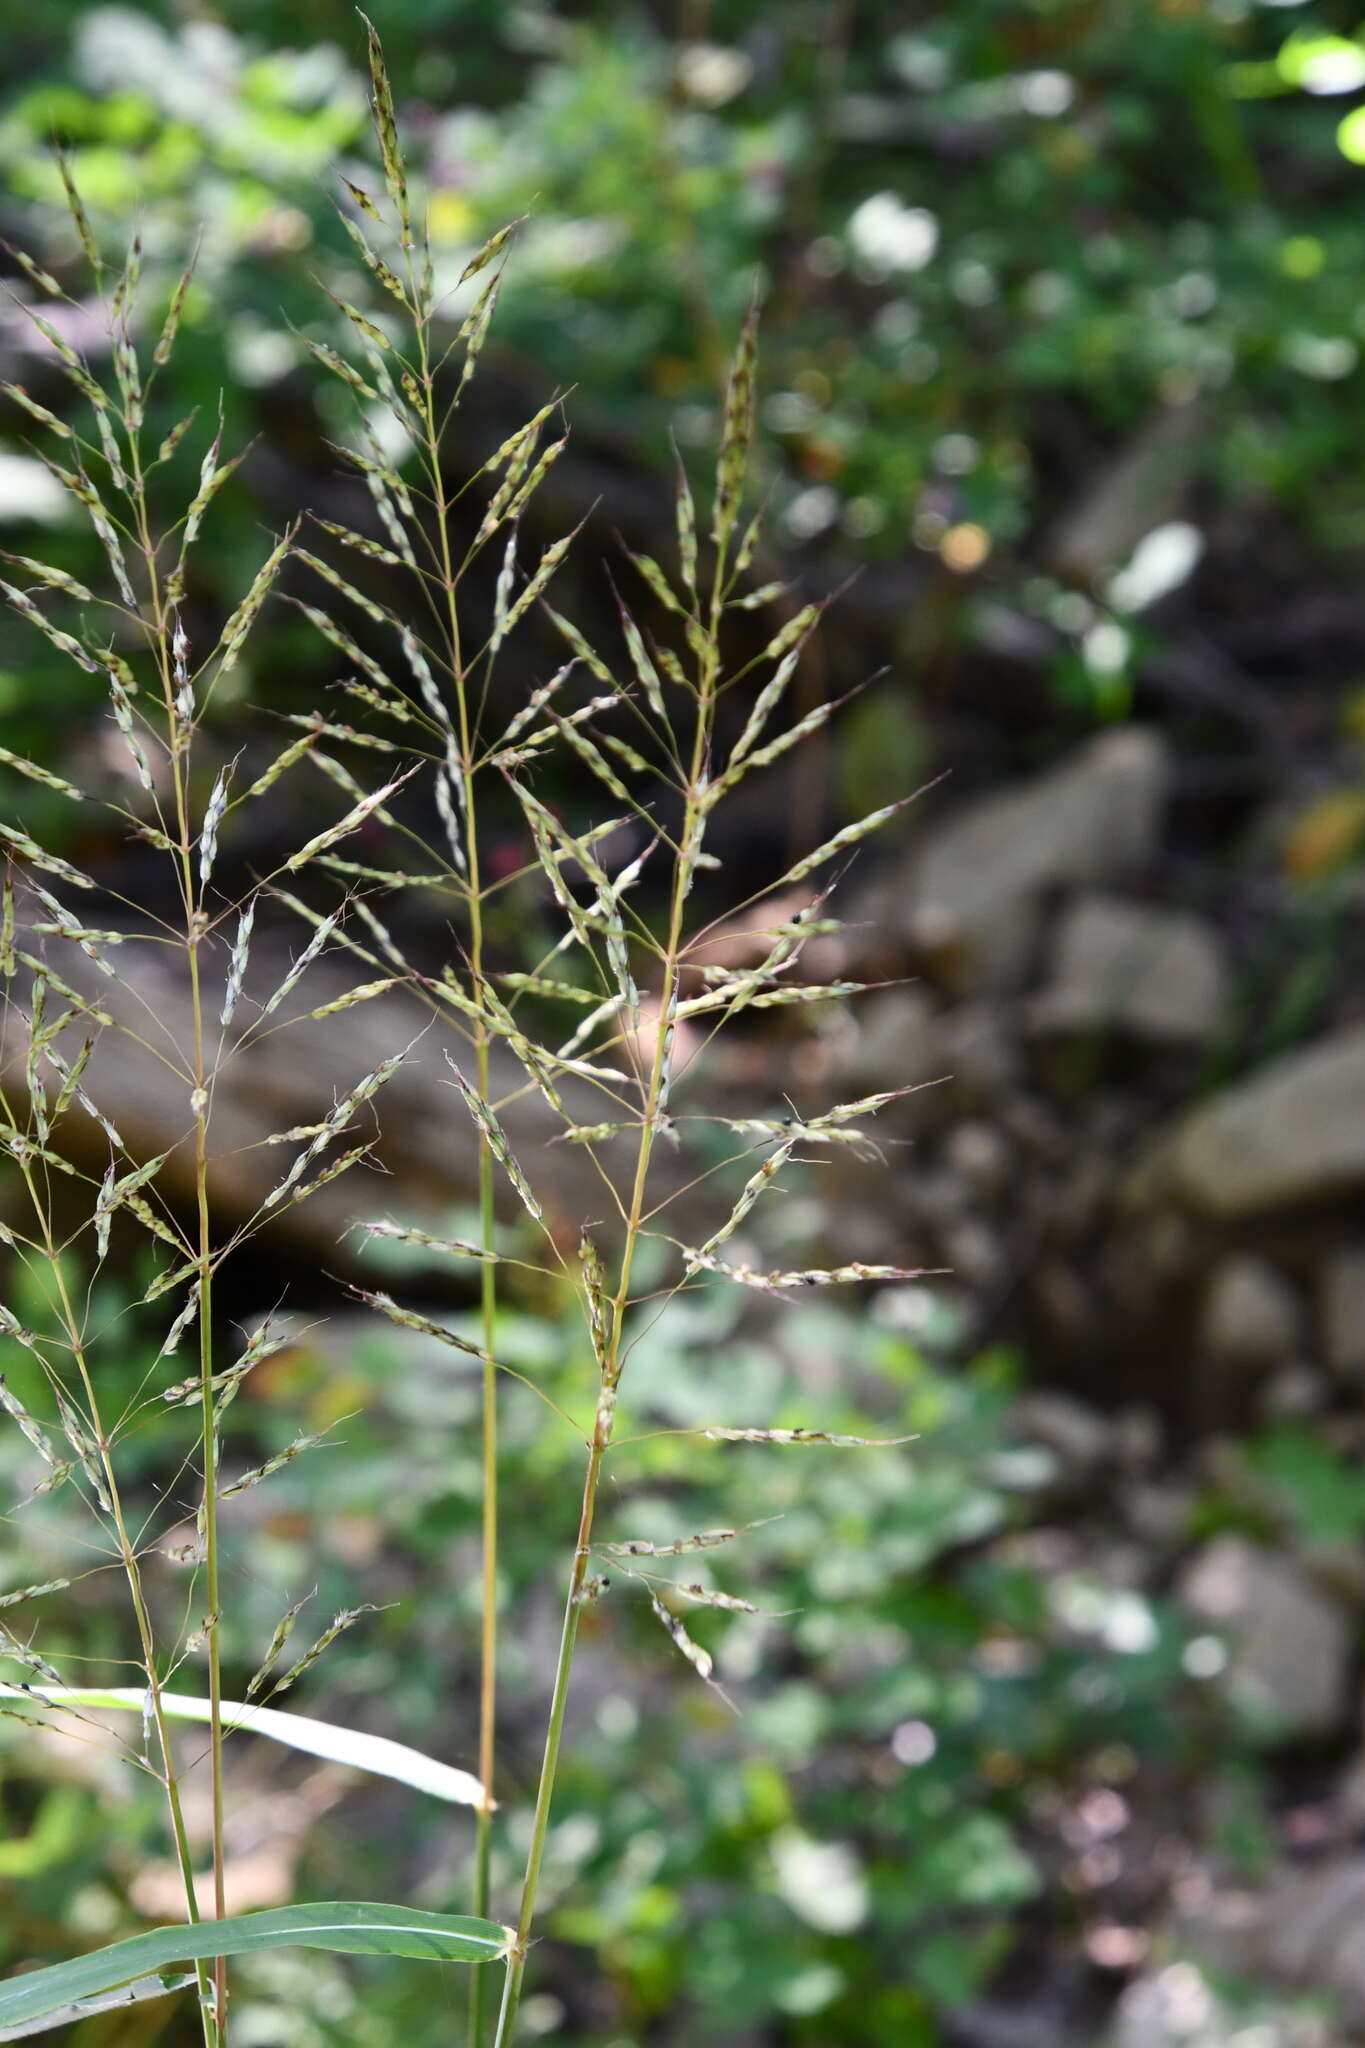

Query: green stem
123,433,226,2047
410,307,500,2046
493,563,724,2047
10,1155,217,2048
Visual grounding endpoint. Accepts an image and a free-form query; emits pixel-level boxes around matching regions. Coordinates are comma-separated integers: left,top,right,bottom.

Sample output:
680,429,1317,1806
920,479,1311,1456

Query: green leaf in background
0,1902,512,2036
0,1687,486,1808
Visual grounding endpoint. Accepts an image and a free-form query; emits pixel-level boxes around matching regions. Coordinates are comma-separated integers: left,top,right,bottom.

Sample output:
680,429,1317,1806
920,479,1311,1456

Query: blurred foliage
5,0,1365,758
0,1241,1238,2044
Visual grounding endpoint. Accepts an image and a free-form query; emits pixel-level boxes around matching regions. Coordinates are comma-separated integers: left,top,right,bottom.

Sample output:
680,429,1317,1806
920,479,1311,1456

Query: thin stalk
11,1155,217,2048
493,568,724,2046
409,302,501,2046
188,947,227,2037
130,435,228,2040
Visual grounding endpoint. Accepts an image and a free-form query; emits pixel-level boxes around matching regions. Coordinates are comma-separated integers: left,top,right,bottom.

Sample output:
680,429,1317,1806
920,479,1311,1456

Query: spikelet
682,1136,800,1275
601,1529,742,1559
216,529,295,674
246,1593,313,1699
2,579,99,674
351,1288,488,1359
361,13,411,249
681,1252,930,1293
0,1371,56,1466
0,1577,71,1611
221,899,256,1028
445,1057,543,1224
774,792,927,885
356,1219,499,1263
198,767,231,888
219,1431,332,1501
284,771,413,871
647,1594,733,1707
711,296,759,553
728,613,819,769
107,672,153,790
702,1427,917,1448
154,244,199,366
459,217,526,287
271,1604,381,1694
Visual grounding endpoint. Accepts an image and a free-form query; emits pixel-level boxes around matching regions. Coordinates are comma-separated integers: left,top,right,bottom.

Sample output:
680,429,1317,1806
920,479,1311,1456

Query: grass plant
0,27,921,2042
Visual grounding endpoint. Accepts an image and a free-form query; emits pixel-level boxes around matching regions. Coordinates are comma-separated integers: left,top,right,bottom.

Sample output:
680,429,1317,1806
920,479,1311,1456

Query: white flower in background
676,41,752,107
1107,521,1205,614
771,1829,869,1933
1082,620,1131,677
1016,69,1075,116
849,193,938,274
783,484,840,541
1283,333,1358,380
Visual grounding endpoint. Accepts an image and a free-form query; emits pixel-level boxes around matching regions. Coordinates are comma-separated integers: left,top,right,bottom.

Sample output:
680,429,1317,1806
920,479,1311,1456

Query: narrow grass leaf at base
0,1903,512,2035
0,1974,196,2040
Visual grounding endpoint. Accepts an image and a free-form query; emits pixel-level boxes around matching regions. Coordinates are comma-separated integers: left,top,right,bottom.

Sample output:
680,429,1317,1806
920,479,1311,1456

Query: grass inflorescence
0,26,922,2044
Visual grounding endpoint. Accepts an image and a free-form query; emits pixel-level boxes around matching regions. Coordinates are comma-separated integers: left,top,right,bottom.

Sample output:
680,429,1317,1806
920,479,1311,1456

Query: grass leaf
0,1687,487,1808
0,1901,510,2034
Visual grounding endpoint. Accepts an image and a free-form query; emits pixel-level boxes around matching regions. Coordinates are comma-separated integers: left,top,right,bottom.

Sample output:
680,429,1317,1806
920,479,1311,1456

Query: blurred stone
904,729,1170,991
944,1119,1012,1201
1031,894,1226,1045
938,1003,1020,1103
1165,1026,1365,1219
1113,1406,1163,1472
1050,1156,1112,1240
1178,1535,1352,1740
1121,1481,1191,1551
942,1218,1003,1287
844,986,943,1097
1199,1256,1303,1371
909,1167,974,1226
1257,1363,1328,1421
1320,1248,1365,1377
1014,1391,1112,1479
1262,1858,1365,2019
1111,1962,1226,2048
1034,1260,1097,1346
1000,1095,1068,1163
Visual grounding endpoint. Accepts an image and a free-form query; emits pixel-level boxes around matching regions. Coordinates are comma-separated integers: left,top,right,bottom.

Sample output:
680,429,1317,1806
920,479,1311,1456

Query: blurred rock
843,986,944,1097
944,1119,1013,1202
938,1003,1020,1104
1199,1256,1303,1371
1031,894,1226,1045
1113,1406,1163,1472
1262,1857,1365,2020
1163,1026,1365,1219
942,1218,1003,1287
1320,1248,1365,1377
1257,1363,1328,1421
904,729,1170,991
1014,1391,1112,1480
1178,1536,1352,1740
1111,1962,1228,2048
1034,1260,1099,1348
1121,1481,1191,1552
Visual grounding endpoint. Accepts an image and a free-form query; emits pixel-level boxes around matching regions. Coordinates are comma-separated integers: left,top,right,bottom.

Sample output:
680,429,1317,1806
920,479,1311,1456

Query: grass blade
0,1687,487,1808
0,1902,511,2033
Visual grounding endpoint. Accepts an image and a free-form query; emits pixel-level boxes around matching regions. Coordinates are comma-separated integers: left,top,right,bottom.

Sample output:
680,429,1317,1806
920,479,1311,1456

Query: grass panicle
0,28,922,2046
